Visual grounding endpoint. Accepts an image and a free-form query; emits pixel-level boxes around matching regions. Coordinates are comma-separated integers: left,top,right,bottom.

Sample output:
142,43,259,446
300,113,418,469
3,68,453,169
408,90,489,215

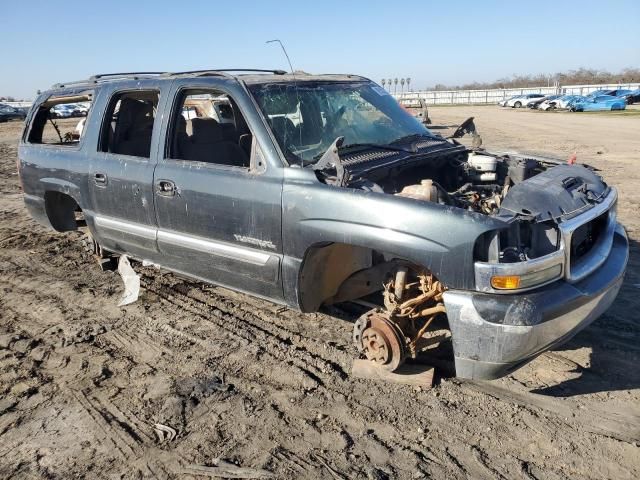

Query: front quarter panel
281,168,506,306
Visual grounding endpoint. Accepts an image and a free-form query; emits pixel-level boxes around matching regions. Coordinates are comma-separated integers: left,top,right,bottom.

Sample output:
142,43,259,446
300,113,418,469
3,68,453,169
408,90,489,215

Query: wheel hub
353,311,407,371
362,327,391,364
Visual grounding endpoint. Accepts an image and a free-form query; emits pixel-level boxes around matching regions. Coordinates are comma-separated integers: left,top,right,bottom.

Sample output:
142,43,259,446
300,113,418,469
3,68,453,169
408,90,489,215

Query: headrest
119,98,154,126
191,117,223,143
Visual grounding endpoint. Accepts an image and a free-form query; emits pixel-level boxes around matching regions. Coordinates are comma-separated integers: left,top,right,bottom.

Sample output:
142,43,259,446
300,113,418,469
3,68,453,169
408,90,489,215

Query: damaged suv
18,70,628,379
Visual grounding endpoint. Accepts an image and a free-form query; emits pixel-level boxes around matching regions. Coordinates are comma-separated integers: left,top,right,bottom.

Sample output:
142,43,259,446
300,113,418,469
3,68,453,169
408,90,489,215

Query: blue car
620,89,640,105
569,95,626,112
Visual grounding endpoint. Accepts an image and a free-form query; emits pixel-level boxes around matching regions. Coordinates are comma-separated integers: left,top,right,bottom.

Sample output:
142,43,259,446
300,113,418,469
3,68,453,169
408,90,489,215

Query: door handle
94,173,107,185
157,180,176,196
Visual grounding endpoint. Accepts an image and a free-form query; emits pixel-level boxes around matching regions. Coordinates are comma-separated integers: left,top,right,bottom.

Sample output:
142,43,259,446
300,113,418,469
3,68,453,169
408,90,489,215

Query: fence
394,82,640,106
1,101,32,108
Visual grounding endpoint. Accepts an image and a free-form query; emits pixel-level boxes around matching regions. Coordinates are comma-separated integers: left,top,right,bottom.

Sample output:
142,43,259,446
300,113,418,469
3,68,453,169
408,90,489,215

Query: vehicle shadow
531,235,640,397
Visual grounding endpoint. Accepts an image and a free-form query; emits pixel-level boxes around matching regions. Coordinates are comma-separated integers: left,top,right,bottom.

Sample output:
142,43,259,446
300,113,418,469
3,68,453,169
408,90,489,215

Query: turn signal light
491,275,521,290
490,264,563,290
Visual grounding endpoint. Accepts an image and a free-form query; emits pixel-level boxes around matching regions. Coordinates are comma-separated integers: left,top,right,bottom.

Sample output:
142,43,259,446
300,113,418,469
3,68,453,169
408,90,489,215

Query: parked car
505,94,546,108
569,95,626,112
586,89,633,98
539,95,585,110
51,103,85,118
18,69,628,380
527,94,561,109
0,105,27,122
73,102,90,115
498,95,521,107
619,89,640,104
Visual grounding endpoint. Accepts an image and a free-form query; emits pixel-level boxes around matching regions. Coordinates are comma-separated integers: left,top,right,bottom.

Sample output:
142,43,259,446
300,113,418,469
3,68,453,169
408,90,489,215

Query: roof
48,70,369,91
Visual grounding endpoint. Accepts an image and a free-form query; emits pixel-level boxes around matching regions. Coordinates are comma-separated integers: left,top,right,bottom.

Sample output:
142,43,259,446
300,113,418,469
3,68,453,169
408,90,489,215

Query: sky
2,0,639,99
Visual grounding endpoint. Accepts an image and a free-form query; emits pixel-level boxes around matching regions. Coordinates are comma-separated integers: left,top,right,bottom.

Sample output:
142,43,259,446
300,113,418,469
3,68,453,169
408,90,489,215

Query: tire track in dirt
137,271,576,478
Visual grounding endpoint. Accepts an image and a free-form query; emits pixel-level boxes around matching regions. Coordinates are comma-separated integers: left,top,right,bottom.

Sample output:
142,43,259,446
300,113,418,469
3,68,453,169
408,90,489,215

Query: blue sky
2,0,639,98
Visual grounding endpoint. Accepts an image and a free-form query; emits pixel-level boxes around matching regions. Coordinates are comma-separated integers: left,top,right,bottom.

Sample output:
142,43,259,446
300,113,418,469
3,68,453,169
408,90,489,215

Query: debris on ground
351,359,434,387
153,423,177,443
117,255,140,306
182,460,274,478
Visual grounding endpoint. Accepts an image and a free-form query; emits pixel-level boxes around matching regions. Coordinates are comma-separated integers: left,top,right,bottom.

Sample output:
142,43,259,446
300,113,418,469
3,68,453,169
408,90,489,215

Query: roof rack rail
52,71,166,89
166,68,287,77
89,72,166,80
52,69,286,89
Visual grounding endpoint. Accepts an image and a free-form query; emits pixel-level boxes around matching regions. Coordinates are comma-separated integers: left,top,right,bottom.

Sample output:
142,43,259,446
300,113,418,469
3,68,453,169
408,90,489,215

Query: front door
152,80,284,300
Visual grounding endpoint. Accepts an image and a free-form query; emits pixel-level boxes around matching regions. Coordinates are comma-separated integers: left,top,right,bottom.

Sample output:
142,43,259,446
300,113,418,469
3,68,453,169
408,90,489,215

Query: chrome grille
559,188,617,283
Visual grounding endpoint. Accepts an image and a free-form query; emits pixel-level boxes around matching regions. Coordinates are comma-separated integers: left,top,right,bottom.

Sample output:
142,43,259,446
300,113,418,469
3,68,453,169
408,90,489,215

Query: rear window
99,90,159,158
26,93,93,146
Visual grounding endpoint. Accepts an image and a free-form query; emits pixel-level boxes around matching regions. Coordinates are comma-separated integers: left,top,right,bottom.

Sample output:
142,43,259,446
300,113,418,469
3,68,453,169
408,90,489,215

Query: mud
0,110,639,479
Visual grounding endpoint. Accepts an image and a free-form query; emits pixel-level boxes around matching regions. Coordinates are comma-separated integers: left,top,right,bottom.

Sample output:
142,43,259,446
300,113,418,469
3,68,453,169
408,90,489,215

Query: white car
498,95,520,107
539,95,585,111
504,94,546,108
74,102,90,115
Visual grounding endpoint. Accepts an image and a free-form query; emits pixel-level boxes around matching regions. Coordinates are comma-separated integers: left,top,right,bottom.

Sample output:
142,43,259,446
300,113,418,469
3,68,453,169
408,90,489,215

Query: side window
27,93,93,146
168,89,251,168
100,90,159,158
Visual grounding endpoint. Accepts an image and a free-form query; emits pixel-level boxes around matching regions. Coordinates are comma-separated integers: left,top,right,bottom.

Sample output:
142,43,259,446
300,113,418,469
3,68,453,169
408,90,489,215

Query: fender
39,177,84,207
281,168,508,308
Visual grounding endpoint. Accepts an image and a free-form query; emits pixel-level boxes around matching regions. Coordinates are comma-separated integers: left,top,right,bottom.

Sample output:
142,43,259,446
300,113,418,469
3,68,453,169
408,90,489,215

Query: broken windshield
247,81,434,165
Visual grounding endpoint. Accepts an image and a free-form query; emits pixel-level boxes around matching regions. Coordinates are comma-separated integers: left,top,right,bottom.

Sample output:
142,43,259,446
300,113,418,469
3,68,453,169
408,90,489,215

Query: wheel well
298,242,414,313
44,191,80,232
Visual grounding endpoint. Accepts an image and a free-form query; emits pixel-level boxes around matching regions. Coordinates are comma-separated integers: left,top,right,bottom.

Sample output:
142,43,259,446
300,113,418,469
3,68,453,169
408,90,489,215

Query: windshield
248,81,434,164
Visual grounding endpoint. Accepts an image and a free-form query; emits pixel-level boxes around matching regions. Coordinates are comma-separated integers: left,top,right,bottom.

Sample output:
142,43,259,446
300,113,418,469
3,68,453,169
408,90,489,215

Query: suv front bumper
443,223,628,380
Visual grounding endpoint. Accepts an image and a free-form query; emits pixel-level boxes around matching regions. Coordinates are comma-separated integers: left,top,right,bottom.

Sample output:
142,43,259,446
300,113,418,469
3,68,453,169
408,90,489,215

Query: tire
80,232,100,257
514,101,522,108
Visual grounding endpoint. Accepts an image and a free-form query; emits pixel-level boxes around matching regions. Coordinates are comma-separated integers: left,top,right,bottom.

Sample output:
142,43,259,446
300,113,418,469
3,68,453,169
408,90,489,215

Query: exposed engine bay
315,139,608,265
318,144,559,215
381,151,547,215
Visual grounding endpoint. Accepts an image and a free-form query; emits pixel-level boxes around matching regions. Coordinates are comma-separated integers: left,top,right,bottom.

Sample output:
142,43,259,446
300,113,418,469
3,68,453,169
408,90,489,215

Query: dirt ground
0,106,639,479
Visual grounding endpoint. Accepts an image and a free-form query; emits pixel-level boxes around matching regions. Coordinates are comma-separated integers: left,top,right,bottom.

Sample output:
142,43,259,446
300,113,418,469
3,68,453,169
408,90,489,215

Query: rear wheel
514,101,522,108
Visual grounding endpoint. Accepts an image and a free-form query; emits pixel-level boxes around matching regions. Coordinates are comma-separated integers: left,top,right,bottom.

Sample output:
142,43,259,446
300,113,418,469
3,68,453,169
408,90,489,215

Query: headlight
474,223,564,293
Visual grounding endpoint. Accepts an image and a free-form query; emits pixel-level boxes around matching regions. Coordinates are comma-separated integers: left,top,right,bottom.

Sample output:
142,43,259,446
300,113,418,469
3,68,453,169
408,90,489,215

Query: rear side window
26,93,93,146
100,90,159,158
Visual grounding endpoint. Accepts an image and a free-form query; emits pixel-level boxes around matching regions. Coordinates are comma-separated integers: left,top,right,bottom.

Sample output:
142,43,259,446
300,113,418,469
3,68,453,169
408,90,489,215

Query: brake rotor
353,311,407,371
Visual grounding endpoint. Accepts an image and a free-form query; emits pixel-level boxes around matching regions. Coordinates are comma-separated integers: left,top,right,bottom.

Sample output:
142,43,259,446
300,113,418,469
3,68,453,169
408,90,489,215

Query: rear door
87,82,169,259
152,78,284,301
